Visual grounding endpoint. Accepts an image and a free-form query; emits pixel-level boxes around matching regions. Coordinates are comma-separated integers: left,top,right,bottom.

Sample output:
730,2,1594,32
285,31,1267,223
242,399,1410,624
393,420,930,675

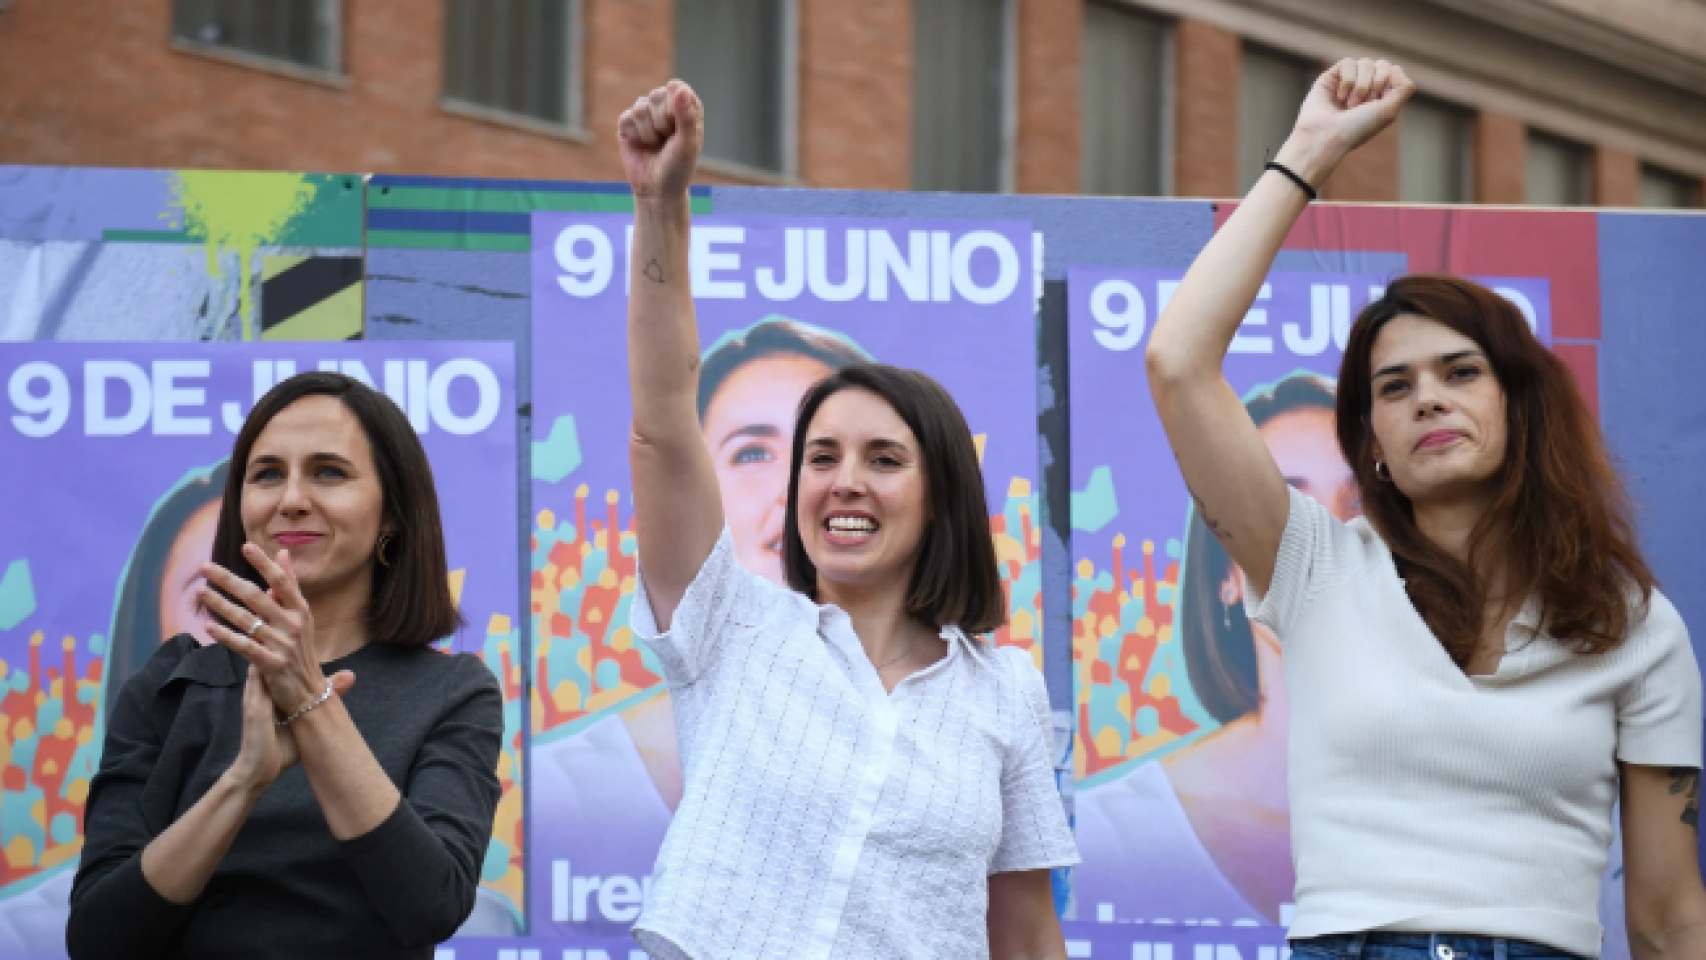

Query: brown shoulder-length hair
1336,274,1652,664
213,371,462,647
782,363,1007,635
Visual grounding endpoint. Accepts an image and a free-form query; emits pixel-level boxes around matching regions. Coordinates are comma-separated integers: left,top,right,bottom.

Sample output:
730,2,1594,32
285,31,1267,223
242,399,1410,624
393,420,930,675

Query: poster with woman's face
527,214,1040,942
0,343,521,958
1065,266,1558,933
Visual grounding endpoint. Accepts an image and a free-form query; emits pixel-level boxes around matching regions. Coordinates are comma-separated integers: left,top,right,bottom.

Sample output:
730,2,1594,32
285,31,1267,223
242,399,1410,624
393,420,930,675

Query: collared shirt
1249,486,1702,957
629,528,1079,960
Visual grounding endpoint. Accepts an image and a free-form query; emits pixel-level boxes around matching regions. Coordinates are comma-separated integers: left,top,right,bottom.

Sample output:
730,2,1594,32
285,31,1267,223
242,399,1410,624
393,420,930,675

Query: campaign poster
0,342,521,959
527,213,1042,945
0,166,366,343
1066,266,1553,938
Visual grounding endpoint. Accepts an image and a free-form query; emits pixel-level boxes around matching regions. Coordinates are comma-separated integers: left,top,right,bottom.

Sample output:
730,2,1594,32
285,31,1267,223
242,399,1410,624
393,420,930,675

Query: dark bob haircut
212,371,462,647
781,363,1007,635
1336,274,1652,665
696,316,872,421
106,460,227,718
1179,373,1337,723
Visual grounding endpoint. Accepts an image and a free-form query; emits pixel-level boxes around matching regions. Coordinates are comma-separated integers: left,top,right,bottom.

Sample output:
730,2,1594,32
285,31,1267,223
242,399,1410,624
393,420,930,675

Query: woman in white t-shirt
612,80,1079,959
1146,57,1706,958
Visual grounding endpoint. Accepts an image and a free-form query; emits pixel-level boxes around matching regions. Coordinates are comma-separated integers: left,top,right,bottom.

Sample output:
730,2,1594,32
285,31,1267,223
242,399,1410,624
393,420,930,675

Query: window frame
438,0,587,136
999,0,1018,194
1079,0,1173,198
672,0,800,183
910,0,1015,194
1237,41,1318,195
1398,93,1475,204
1638,163,1703,209
1525,129,1592,207
169,0,348,84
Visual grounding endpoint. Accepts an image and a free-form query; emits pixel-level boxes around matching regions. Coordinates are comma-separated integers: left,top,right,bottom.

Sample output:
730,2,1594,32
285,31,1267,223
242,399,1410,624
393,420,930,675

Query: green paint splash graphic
169,171,320,339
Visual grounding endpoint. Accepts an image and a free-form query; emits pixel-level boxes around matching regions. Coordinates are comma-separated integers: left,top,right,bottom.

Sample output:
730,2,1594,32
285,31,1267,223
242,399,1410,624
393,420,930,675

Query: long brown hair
213,372,462,647
1336,274,1652,665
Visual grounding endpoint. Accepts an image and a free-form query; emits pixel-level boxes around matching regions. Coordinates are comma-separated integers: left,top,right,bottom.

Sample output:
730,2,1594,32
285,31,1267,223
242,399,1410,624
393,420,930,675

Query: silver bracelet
276,678,335,727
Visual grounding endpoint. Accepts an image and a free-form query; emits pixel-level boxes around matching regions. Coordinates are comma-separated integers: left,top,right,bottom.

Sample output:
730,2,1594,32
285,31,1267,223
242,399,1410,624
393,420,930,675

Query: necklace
873,636,921,672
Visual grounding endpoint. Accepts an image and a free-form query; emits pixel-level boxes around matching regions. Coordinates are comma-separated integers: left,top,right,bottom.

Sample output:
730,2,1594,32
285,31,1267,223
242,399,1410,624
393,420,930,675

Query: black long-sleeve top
67,634,503,959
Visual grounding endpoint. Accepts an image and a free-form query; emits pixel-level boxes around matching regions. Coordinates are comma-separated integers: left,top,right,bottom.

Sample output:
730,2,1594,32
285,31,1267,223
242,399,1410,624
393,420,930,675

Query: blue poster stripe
369,175,709,197
367,208,531,234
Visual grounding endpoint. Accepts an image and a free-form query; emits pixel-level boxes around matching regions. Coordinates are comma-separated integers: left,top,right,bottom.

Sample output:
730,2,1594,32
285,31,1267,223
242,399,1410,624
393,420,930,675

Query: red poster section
1213,204,1602,416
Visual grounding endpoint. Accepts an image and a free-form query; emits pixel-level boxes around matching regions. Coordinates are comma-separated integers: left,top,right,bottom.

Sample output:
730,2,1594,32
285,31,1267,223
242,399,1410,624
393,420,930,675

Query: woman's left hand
200,544,344,720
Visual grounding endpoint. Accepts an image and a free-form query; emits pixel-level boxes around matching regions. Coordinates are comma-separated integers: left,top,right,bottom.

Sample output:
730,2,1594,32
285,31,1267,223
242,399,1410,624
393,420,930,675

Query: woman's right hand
618,80,704,201
225,663,354,793
1282,58,1415,185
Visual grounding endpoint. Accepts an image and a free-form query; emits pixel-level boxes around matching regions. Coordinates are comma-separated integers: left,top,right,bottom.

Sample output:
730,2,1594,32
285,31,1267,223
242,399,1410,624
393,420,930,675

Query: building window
1640,164,1702,209
675,0,793,175
913,0,1010,192
1400,96,1472,203
444,0,580,127
1238,45,1315,194
1525,132,1590,206
172,0,342,73
1081,3,1167,197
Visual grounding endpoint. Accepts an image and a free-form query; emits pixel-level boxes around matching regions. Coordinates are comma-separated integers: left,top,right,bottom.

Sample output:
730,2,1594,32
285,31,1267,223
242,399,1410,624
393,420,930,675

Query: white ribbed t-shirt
1248,486,1702,957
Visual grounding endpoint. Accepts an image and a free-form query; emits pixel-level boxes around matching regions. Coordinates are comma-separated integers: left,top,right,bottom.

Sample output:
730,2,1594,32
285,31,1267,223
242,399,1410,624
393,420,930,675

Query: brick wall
1171,18,1240,199
1321,123,1399,202
797,0,911,189
583,0,674,180
1473,110,1527,205
1593,144,1640,207
2,1,1702,200
0,0,760,184
1016,0,1082,194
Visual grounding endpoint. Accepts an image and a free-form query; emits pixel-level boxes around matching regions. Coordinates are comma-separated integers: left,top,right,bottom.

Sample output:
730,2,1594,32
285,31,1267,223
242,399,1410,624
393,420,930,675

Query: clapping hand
200,544,355,789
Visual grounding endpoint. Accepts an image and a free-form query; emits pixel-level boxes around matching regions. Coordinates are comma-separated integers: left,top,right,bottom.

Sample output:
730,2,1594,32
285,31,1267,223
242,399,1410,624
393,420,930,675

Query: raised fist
618,80,704,200
1293,58,1415,161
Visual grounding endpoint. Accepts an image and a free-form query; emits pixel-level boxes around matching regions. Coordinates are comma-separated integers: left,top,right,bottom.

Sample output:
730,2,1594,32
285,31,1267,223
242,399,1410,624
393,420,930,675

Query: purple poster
527,213,1041,947
0,342,522,958
1066,266,1559,942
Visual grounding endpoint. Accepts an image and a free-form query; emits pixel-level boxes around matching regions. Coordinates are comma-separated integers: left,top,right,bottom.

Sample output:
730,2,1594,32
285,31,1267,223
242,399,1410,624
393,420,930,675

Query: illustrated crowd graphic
529,477,1048,742
1073,525,1206,781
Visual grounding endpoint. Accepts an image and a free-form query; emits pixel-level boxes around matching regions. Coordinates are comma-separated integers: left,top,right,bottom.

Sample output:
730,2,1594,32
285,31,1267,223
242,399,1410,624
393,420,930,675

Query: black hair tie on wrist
1264,160,1318,202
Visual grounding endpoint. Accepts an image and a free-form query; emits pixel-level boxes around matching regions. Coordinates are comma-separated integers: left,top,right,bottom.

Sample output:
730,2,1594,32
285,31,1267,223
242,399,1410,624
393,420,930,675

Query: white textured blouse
628,528,1079,960
1250,486,1702,957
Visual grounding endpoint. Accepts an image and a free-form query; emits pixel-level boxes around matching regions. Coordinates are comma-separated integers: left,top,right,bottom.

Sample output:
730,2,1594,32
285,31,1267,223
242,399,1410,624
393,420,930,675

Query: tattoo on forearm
643,258,665,284
1670,767,1700,829
1190,492,1233,541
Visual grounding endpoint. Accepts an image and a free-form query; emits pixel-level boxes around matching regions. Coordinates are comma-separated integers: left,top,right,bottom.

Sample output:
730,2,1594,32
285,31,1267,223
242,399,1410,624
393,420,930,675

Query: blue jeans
1290,933,1587,960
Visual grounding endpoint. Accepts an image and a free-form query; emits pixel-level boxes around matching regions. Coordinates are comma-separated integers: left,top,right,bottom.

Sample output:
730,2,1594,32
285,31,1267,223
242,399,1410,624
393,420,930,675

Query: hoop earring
1374,460,1392,482
376,533,394,567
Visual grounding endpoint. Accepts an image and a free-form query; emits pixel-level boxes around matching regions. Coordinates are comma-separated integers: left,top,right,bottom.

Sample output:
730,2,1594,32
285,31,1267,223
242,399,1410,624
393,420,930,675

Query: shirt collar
938,624,981,647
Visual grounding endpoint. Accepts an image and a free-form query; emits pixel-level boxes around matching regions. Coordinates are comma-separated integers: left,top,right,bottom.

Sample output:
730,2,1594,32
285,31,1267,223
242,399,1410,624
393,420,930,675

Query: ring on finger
246,616,266,637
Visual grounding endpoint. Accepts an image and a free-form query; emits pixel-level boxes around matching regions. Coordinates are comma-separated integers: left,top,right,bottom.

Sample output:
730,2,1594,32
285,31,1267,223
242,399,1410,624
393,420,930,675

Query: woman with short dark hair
527,318,878,925
68,372,504,959
616,80,1078,959
1147,57,1705,958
